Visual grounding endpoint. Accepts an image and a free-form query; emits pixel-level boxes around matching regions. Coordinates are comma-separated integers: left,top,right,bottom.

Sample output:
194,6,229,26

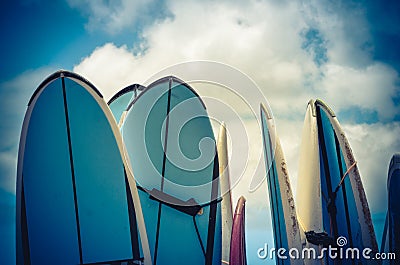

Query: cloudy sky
1,0,400,263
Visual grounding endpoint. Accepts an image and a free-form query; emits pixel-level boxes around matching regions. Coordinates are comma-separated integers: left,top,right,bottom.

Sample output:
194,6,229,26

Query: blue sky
1,0,400,264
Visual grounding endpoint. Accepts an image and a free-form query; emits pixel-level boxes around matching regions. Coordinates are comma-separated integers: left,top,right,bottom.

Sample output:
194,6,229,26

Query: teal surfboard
260,103,303,265
108,84,145,126
121,76,222,265
16,71,150,265
297,99,377,265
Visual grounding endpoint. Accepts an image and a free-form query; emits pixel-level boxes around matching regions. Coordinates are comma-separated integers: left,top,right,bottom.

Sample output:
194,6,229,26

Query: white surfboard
297,99,378,265
217,122,233,265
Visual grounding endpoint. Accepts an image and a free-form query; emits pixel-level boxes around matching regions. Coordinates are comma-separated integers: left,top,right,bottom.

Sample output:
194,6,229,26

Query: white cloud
71,0,400,217
73,44,141,100
343,122,400,213
321,63,399,121
73,0,399,118
73,1,318,107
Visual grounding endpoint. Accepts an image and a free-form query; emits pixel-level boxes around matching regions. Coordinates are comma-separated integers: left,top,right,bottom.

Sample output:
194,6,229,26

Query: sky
0,0,400,264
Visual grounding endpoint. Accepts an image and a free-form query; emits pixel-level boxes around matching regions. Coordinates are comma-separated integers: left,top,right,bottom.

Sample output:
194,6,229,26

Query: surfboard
16,70,151,265
217,122,234,265
260,103,303,265
296,99,378,265
381,153,400,265
121,76,222,265
230,196,247,265
108,84,145,127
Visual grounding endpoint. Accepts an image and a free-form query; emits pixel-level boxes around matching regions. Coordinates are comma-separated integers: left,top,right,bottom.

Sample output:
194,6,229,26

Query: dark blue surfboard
381,154,400,265
297,100,377,265
121,76,222,265
316,102,365,258
108,84,145,125
16,71,148,265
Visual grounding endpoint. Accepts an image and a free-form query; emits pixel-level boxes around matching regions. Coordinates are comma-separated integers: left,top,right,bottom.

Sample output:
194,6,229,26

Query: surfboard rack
140,187,203,216
305,231,336,247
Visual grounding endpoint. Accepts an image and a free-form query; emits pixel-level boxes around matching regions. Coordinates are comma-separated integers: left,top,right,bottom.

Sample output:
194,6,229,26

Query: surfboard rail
260,103,303,265
218,122,234,265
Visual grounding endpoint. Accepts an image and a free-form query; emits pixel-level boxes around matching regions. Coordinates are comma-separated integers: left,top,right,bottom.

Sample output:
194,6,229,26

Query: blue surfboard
297,99,377,265
381,153,400,265
121,76,222,265
260,103,302,265
108,84,145,125
16,71,149,265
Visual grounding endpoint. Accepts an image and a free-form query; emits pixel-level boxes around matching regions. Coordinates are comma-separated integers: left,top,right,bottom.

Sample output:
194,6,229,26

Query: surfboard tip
28,70,103,106
260,102,272,119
